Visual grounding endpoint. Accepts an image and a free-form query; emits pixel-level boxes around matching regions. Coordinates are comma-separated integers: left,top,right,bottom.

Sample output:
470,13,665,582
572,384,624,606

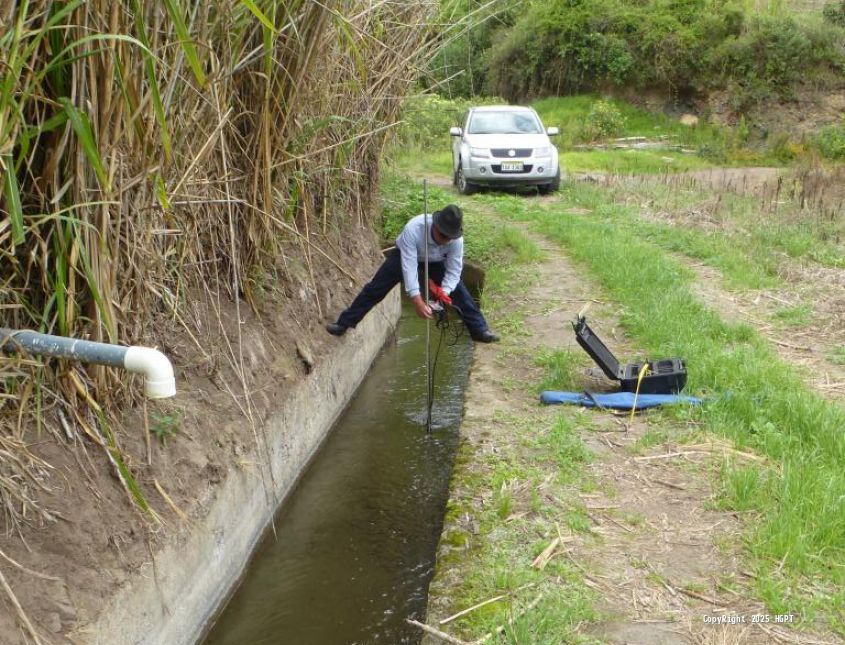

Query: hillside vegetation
431,0,845,113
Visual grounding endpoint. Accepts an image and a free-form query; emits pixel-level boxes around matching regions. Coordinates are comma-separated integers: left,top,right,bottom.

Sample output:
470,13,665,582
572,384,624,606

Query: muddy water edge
203,300,475,645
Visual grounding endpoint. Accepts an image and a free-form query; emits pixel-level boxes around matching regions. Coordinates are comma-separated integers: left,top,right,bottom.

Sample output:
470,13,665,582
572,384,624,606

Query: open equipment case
572,315,687,394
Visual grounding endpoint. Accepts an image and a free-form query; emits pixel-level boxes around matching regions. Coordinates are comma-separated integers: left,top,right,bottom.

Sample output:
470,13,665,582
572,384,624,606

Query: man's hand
411,295,432,319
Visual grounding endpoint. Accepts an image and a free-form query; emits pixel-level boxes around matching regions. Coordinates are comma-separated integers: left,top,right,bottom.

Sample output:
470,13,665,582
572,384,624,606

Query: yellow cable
629,362,651,424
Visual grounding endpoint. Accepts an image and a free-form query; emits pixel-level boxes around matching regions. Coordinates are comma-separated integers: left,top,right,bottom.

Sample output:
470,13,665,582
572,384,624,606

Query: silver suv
450,105,560,195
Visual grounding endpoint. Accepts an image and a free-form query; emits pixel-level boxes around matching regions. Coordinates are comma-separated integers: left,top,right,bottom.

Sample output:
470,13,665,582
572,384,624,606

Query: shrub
425,0,522,98
395,95,466,150
151,410,182,445
583,99,626,141
823,1,845,28
769,132,806,162
393,95,504,151
710,17,812,95
477,0,845,111
698,141,729,163
813,123,845,160
706,13,845,108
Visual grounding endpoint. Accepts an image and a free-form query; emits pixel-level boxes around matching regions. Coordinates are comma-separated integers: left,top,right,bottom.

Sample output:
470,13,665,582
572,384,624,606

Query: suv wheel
538,169,561,195
456,163,476,195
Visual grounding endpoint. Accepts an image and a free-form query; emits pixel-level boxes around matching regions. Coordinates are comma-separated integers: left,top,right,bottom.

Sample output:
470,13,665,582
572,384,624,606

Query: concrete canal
204,302,473,644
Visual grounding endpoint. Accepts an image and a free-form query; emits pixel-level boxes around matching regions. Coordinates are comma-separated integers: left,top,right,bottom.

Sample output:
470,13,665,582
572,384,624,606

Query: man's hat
432,204,463,240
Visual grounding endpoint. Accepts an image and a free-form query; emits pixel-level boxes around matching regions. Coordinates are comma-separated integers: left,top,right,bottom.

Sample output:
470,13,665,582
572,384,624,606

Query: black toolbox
572,315,687,394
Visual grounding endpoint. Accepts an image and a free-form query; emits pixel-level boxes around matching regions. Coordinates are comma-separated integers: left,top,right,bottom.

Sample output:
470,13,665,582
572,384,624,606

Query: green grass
560,149,717,174
632,428,672,452
477,185,845,632
533,95,781,169
829,345,845,365
440,525,599,643
474,187,783,291
717,463,766,512
770,303,813,327
390,144,724,189
535,349,586,392
389,148,453,179
618,180,845,274
637,221,782,290
533,95,721,147
437,417,600,644
754,225,845,269
544,414,591,476
517,175,844,293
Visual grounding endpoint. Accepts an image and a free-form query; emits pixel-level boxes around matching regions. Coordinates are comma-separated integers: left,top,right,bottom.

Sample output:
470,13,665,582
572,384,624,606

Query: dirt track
425,192,843,644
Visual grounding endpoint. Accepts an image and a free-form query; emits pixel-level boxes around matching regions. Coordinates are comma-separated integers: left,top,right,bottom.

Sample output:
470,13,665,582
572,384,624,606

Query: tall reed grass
0,1,438,530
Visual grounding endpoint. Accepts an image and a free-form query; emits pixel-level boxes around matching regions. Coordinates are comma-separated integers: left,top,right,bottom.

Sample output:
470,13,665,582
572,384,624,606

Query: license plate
500,161,523,172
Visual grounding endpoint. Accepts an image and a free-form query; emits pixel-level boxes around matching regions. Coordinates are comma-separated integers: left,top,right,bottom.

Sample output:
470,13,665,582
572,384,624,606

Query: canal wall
86,292,401,645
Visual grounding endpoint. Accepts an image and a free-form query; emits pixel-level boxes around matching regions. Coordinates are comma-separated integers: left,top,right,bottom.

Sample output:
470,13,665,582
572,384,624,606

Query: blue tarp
540,391,703,410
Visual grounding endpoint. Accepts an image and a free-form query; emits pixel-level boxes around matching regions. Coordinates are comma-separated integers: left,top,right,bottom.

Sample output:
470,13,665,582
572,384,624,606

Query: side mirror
449,127,462,137
547,127,559,136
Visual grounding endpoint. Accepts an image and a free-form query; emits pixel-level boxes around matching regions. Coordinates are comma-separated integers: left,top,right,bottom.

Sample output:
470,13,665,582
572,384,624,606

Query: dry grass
750,0,829,13
0,1,439,531
606,166,844,232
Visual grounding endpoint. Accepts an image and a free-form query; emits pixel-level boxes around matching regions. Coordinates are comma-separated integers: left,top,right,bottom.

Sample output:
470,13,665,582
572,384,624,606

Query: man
326,204,499,343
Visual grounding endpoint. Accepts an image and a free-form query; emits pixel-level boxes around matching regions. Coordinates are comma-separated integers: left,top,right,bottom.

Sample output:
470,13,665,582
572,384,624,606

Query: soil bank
0,231,400,645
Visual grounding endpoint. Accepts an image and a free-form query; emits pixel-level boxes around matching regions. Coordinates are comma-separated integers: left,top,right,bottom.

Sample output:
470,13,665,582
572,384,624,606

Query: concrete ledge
87,291,401,645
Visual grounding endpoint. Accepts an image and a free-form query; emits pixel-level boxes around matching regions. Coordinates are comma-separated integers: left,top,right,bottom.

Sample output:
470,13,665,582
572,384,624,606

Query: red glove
428,279,452,306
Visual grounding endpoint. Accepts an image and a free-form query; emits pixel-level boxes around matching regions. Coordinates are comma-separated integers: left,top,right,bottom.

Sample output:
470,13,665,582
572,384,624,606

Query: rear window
467,111,542,135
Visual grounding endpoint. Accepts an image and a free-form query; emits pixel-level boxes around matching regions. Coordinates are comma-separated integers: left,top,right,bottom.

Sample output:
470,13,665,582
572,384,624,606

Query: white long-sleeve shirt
395,214,463,298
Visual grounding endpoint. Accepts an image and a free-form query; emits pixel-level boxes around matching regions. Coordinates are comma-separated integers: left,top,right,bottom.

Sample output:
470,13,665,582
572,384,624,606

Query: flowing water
204,304,473,645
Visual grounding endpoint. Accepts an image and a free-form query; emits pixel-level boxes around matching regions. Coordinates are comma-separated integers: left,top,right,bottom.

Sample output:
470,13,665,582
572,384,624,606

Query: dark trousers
337,249,488,334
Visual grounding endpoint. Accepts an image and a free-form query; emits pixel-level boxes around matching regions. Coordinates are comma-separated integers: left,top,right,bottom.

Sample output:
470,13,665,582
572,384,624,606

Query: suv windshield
467,111,542,135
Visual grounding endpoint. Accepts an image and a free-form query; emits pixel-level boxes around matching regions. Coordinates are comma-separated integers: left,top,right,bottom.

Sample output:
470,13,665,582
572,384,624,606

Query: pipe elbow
124,346,176,399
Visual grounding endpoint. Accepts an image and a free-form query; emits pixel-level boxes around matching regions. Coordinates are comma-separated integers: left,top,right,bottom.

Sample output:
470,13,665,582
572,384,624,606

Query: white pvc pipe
124,346,177,399
0,328,176,399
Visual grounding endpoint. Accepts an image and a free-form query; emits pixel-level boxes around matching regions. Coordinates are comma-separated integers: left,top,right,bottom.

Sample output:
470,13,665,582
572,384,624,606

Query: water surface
204,305,473,645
